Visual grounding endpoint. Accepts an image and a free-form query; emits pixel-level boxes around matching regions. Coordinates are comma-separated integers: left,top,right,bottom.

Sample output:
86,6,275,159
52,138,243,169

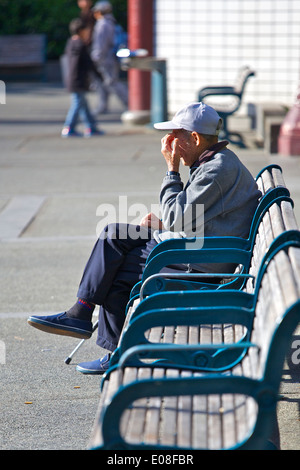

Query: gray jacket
153,143,261,273
91,14,115,65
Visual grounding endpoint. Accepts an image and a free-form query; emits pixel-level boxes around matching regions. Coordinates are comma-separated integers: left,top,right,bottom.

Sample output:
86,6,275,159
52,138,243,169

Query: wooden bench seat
89,243,300,450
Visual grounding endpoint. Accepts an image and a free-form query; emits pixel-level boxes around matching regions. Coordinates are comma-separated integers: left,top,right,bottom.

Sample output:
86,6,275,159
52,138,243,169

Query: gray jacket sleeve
159,169,222,237
154,149,261,243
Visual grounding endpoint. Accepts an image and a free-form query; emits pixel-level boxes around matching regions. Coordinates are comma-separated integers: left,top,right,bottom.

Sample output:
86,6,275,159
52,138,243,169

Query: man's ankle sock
66,298,95,322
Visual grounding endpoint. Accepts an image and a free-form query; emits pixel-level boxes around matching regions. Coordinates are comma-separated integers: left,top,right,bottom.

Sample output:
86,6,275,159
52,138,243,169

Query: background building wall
154,0,300,116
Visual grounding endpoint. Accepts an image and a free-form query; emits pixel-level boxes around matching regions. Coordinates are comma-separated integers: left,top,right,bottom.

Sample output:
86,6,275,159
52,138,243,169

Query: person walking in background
61,18,103,138
91,1,128,115
77,0,96,46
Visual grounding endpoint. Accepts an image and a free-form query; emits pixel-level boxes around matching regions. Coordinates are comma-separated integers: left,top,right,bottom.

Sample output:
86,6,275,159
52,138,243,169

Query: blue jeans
64,92,96,130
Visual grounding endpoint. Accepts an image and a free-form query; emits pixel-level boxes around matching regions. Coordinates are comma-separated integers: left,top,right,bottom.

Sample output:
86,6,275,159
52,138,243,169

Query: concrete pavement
0,82,299,450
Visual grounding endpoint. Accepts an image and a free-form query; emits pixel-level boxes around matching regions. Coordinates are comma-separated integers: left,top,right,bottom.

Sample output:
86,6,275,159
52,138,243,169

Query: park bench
198,66,255,147
64,165,290,366
108,199,298,372
89,238,300,450
87,165,300,450
109,167,296,373
0,34,46,81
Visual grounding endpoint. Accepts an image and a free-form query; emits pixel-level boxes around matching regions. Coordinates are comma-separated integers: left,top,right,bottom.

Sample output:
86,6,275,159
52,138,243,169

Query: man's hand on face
161,133,181,172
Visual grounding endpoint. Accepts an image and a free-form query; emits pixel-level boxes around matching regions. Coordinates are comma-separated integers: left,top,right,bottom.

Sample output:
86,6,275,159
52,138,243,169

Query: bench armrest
146,236,250,265
142,246,251,281
139,271,254,299
128,274,243,302
198,86,238,99
131,289,254,322
117,342,258,370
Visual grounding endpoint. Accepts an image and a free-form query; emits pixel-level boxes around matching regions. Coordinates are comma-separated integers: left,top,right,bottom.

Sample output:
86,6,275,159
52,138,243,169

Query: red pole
127,0,153,114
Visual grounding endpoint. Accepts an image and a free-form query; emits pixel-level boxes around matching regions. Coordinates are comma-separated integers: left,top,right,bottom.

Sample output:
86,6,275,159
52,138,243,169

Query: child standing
62,18,103,138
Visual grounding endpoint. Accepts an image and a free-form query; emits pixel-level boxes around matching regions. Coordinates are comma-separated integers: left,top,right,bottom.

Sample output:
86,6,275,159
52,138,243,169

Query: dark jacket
65,37,99,93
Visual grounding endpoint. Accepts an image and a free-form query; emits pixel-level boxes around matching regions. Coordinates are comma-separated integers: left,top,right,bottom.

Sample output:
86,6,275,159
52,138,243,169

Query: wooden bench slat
192,393,208,448
221,393,237,448
142,368,164,445
177,370,193,447
160,368,180,446
162,325,176,343
271,167,287,191
207,394,223,448
289,246,300,295
261,168,275,192
124,367,149,443
281,200,299,230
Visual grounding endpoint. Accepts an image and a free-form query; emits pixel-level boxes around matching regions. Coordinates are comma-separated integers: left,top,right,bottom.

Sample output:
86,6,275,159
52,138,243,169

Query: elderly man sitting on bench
28,102,261,374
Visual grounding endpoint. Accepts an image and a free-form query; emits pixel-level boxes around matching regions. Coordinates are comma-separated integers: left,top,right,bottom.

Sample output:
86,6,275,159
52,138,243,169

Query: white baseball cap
154,102,222,135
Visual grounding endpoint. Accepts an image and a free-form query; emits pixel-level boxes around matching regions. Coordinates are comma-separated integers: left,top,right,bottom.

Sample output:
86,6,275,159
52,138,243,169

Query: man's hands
139,133,182,231
161,134,180,172
139,212,164,230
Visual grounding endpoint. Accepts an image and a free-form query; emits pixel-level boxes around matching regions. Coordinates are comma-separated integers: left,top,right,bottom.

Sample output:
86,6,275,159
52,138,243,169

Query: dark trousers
77,223,156,351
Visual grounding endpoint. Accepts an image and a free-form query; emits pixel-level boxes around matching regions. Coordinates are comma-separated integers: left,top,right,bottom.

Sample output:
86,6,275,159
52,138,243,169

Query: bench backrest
242,242,300,387
0,34,46,66
234,66,255,95
227,164,292,292
245,194,299,296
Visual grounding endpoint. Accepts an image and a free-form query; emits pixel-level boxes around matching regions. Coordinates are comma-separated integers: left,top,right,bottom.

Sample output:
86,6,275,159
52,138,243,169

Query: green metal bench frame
91,240,300,450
